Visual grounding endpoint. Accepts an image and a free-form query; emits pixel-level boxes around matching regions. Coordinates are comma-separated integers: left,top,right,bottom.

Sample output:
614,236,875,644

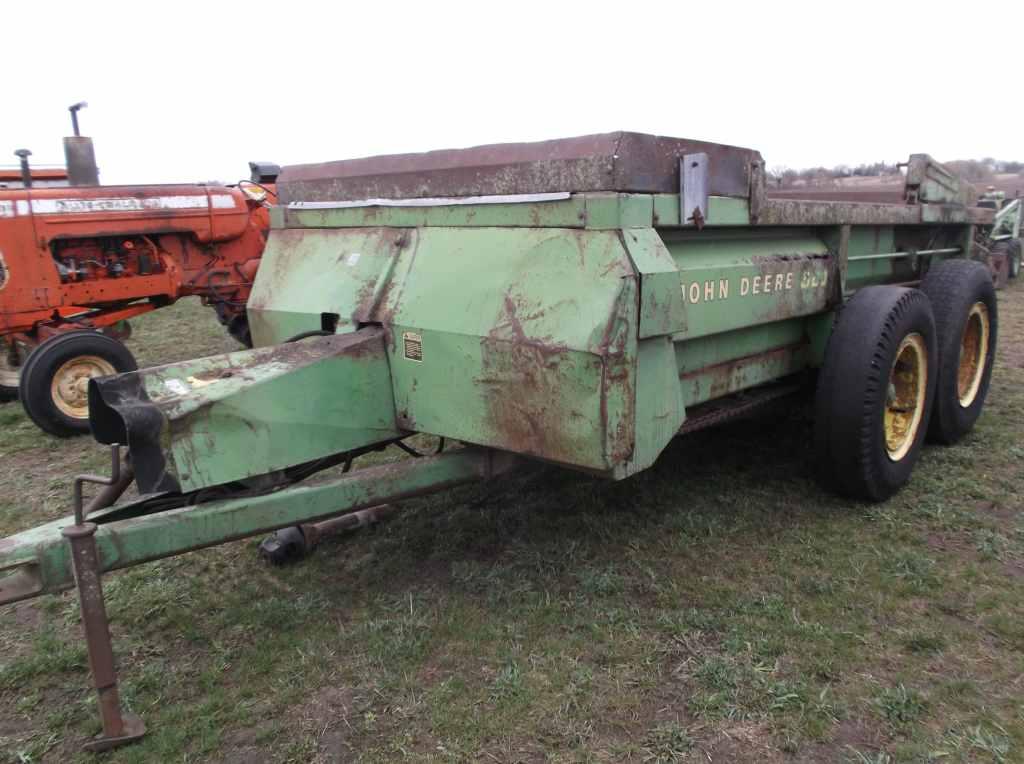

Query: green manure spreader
0,133,1001,749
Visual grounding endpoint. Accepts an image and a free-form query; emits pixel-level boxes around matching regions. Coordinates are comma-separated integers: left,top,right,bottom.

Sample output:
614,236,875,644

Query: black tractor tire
1008,239,1022,279
919,259,998,445
990,241,1014,285
18,331,137,437
815,286,938,502
227,313,253,348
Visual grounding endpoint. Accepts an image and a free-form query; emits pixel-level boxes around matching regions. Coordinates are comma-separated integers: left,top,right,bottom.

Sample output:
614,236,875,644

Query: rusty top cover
278,132,762,204
767,188,908,204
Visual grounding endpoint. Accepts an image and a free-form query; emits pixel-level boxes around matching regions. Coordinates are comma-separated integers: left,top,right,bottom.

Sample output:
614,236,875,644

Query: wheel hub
884,333,928,461
957,302,989,408
51,355,118,420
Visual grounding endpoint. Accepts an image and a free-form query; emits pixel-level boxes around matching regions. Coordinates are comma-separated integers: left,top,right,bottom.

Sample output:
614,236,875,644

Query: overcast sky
3,1,1021,185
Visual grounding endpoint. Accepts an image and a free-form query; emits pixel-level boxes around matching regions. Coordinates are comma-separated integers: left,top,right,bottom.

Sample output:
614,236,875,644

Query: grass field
1,283,1023,763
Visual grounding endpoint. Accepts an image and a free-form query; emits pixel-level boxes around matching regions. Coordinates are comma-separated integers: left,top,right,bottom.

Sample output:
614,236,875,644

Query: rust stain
681,345,800,402
596,285,635,465
745,253,835,324
478,290,581,464
491,293,570,358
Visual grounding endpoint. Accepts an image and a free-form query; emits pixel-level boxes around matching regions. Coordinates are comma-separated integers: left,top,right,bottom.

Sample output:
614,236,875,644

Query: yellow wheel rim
957,302,989,408
50,355,117,420
884,333,928,461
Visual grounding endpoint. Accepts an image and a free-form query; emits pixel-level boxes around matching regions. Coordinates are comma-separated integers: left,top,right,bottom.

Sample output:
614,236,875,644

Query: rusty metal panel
89,330,402,493
768,188,908,204
614,336,685,478
382,227,639,472
621,228,687,338
249,223,644,474
678,344,808,407
247,227,415,344
755,198,992,226
278,132,761,204
664,230,834,341
904,153,976,206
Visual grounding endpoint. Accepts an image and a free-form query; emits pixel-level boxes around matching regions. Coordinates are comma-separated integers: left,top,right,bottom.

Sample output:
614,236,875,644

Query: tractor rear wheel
814,286,938,501
1008,240,1022,279
919,259,998,444
18,331,137,437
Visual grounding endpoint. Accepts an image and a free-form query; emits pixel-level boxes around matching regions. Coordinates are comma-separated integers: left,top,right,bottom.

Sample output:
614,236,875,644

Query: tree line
769,158,1024,187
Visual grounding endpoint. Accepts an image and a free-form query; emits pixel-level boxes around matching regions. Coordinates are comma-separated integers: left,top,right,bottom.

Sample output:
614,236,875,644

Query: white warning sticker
164,379,190,396
403,332,423,362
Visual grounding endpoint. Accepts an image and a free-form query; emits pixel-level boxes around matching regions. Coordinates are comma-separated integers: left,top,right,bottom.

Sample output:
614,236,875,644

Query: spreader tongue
88,327,403,494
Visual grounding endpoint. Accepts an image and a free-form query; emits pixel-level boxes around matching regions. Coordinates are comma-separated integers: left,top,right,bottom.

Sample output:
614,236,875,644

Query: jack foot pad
83,713,146,753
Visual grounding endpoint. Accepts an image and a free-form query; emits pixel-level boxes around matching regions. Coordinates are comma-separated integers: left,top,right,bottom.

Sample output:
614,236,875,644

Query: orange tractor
0,158,277,435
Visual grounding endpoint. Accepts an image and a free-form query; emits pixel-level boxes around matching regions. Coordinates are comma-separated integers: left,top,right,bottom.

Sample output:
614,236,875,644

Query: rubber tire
815,287,938,502
919,259,998,445
991,241,1014,284
1008,240,1022,279
18,331,137,437
227,314,253,348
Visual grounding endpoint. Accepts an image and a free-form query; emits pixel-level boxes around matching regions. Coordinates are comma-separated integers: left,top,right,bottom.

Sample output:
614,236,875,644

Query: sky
2,1,1021,186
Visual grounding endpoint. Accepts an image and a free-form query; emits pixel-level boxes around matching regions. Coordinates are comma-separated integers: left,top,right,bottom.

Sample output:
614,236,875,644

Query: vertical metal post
63,446,146,752
68,101,87,137
14,149,32,188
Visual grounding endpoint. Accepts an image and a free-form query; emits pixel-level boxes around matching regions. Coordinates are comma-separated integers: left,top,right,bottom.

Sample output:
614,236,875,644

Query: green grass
0,284,1023,762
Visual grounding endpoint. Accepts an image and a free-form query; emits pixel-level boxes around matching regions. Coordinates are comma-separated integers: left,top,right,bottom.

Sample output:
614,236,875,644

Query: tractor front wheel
18,332,137,437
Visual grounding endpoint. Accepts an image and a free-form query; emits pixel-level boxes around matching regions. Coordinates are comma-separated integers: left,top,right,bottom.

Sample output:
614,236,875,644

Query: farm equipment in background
977,186,1023,280
769,166,1021,286
0,133,1001,751
0,161,278,435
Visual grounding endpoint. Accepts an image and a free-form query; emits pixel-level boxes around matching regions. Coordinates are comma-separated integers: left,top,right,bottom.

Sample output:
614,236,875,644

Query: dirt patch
220,685,356,764
292,684,357,763
974,500,1018,525
925,531,974,557
700,721,784,763
799,718,887,763
1002,560,1024,580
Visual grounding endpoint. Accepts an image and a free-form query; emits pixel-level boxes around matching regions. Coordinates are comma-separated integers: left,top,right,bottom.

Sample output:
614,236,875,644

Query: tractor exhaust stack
64,101,99,185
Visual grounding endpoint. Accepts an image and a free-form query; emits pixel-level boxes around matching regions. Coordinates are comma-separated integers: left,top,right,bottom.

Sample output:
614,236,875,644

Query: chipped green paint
169,192,981,491
1,144,994,603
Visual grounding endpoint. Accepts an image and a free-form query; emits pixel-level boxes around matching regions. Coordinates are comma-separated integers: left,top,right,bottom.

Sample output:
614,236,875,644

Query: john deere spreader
0,133,1000,749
